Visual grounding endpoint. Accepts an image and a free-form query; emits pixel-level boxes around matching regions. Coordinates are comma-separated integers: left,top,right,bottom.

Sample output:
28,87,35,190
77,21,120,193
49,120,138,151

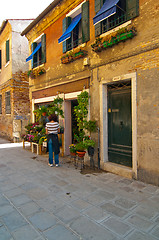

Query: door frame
100,72,137,179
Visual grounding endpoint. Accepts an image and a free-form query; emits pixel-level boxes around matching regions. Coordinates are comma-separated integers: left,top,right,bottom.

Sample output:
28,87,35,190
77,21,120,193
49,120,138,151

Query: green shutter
41,34,46,63
82,1,90,43
0,50,1,69
31,42,37,69
94,0,103,37
126,0,139,20
6,40,10,63
62,17,72,53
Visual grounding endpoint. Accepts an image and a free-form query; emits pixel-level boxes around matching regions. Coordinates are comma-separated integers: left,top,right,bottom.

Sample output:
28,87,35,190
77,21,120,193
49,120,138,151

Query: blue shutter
62,17,72,53
126,0,139,20
82,1,90,43
94,0,103,37
31,42,37,69
41,34,46,63
6,40,10,63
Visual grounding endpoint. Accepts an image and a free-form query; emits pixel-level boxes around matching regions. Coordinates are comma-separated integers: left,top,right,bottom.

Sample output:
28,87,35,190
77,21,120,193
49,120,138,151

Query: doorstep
103,162,132,179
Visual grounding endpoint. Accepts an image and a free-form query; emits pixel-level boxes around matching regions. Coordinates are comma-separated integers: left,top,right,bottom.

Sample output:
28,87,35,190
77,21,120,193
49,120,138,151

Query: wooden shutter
41,34,46,63
62,17,72,53
94,0,103,37
31,42,37,69
126,0,139,20
6,40,10,63
0,95,2,114
82,1,90,43
0,50,1,69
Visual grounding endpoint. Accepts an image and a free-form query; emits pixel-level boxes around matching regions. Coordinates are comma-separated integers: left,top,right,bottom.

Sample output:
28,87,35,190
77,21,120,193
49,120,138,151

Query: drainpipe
97,127,100,169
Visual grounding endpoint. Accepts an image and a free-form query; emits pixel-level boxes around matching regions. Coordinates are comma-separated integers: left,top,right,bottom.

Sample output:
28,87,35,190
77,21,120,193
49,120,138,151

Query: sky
0,0,54,27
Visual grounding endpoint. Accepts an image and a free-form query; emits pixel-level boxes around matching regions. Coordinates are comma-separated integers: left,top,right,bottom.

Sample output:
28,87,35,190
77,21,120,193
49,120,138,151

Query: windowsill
100,20,132,39
5,61,10,68
65,42,86,55
33,63,44,70
6,113,11,115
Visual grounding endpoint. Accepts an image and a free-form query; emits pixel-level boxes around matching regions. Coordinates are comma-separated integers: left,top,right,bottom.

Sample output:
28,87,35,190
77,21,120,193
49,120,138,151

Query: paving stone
27,187,49,200
125,230,157,240
18,201,42,216
71,198,93,211
29,211,57,231
0,226,12,240
84,190,115,205
114,197,136,210
100,202,128,218
0,196,10,207
12,224,40,240
55,205,80,224
10,194,31,206
126,215,155,232
4,188,24,198
133,205,158,219
43,224,80,240
37,198,65,213
83,206,110,223
69,215,117,240
2,210,27,232
0,205,14,216
151,226,159,238
102,217,132,237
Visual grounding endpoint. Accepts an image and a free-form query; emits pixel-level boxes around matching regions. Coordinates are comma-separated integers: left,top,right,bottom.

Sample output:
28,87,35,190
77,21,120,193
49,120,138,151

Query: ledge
103,162,133,179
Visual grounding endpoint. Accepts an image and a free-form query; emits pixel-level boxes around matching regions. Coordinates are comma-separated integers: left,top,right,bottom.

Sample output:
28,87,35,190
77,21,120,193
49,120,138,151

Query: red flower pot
77,151,86,158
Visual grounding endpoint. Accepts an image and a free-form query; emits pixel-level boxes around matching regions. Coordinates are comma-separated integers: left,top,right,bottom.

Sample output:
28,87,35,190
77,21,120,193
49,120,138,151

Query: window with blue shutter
94,0,139,36
27,34,46,68
59,1,90,52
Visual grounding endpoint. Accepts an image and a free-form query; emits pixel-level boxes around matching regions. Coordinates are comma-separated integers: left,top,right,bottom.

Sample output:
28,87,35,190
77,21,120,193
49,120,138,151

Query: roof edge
21,0,61,36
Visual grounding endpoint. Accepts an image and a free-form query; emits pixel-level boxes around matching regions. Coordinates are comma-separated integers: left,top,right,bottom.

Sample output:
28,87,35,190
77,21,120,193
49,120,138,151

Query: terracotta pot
77,151,86,158
70,152,76,156
42,112,46,116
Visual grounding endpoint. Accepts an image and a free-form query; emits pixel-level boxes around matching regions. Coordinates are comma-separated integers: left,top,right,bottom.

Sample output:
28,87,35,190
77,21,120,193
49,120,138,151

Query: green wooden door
108,85,132,167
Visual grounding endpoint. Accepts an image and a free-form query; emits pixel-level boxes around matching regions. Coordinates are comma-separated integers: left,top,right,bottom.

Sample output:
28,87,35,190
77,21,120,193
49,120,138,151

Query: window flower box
91,26,137,52
61,49,87,64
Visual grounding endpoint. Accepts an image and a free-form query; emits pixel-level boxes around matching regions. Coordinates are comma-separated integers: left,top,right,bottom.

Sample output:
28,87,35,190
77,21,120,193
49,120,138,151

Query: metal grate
107,80,131,91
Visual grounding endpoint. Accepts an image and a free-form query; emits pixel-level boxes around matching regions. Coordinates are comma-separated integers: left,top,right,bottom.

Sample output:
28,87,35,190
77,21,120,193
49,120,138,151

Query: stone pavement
0,139,159,240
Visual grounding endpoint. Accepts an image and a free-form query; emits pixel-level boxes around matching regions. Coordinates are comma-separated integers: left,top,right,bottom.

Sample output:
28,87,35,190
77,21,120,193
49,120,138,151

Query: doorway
108,81,132,167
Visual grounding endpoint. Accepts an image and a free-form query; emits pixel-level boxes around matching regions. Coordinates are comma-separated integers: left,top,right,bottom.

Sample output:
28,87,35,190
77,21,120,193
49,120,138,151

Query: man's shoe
56,164,59,167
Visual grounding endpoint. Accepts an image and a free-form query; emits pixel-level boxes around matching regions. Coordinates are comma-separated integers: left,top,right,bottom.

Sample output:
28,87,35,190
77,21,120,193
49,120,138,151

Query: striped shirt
46,122,59,134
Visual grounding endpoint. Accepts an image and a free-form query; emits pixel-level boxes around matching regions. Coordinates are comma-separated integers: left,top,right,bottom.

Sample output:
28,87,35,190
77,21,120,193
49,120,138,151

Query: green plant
47,96,64,118
33,106,48,121
69,144,77,153
76,141,86,152
84,120,97,135
39,136,47,145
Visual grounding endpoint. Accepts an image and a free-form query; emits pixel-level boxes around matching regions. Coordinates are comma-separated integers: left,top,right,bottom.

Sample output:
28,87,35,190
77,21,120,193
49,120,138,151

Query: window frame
5,91,11,114
6,39,10,63
94,0,139,37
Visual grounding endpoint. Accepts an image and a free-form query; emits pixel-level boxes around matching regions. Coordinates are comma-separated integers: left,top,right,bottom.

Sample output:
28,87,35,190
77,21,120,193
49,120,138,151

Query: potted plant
69,144,77,156
76,141,86,158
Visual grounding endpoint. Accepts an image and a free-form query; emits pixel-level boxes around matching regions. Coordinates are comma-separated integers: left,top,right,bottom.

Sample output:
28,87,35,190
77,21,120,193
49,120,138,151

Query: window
94,0,139,37
0,95,2,114
6,40,10,63
58,1,90,53
5,91,11,114
26,34,46,69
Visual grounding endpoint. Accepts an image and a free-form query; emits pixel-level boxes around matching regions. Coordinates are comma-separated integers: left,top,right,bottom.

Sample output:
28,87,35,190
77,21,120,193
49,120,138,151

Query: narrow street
0,137,159,240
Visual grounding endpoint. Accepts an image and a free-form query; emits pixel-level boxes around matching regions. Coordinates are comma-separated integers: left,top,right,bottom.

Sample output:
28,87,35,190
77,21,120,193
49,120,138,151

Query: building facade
22,0,159,185
0,19,33,141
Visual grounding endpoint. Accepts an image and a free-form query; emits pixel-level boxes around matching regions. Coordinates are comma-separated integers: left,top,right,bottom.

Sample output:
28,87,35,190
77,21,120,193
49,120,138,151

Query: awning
58,13,81,44
26,42,42,62
93,0,119,25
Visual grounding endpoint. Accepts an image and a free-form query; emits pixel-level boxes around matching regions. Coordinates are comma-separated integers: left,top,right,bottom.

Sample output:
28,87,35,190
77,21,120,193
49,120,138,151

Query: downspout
97,127,100,169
